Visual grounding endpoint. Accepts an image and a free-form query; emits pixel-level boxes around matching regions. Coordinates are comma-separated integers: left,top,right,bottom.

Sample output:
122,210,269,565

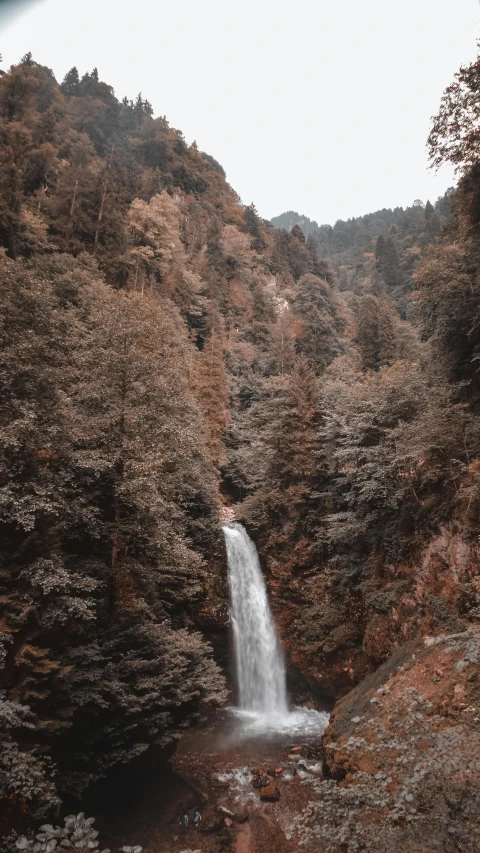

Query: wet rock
259,784,281,801
252,774,272,789
218,805,235,818
266,766,283,776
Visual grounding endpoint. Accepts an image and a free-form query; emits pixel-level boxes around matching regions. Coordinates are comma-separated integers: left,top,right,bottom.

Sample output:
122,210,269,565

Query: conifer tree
60,67,79,96
382,237,401,288
425,199,434,219
356,294,396,371
375,234,386,266
291,273,345,374
243,202,266,252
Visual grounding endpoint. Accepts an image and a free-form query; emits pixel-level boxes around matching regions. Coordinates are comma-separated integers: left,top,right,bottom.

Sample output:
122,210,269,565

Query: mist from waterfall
223,522,329,736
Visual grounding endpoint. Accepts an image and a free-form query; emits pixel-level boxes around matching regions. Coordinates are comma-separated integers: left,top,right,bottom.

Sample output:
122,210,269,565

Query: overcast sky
2,0,480,223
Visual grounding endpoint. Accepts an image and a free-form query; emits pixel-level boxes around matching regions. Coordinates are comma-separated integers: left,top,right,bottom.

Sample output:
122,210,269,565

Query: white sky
2,0,480,223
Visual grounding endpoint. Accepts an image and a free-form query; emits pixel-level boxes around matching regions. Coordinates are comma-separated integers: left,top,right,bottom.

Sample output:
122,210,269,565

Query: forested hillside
0,53,332,831
271,194,453,317
0,54,238,829
1,48,480,843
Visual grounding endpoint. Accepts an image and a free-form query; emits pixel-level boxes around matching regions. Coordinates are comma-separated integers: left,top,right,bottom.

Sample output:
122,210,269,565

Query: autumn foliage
1,48,480,835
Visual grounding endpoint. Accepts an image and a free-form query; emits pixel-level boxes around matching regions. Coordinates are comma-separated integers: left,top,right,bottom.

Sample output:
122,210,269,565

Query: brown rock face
304,628,480,851
262,525,480,698
259,784,280,801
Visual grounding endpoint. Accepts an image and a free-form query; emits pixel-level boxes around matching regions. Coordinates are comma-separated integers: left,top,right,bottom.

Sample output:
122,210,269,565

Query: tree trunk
109,363,126,620
69,178,79,220
93,143,114,256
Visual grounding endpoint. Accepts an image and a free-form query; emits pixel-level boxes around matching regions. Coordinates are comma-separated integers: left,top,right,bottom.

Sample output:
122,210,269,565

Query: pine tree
382,237,401,289
425,199,434,219
375,234,386,267
243,203,266,252
60,67,79,96
356,294,397,371
291,273,345,373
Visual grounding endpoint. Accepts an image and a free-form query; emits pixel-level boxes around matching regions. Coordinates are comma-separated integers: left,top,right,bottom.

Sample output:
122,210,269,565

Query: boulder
202,811,224,833
252,774,272,789
259,784,280,802
218,805,235,818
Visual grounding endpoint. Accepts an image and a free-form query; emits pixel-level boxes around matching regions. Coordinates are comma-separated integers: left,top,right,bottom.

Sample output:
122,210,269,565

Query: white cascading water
223,522,288,715
223,522,330,736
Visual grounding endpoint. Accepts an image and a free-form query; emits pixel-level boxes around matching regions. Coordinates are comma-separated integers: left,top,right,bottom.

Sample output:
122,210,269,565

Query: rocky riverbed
91,628,479,853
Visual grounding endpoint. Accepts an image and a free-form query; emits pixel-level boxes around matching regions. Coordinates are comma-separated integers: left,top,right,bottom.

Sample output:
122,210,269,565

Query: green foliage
291,273,346,373
60,67,79,97
272,226,323,282
0,56,259,831
4,44,480,835
0,252,226,820
428,43,480,173
355,294,396,371
15,812,136,853
0,695,59,820
271,198,452,317
243,203,266,252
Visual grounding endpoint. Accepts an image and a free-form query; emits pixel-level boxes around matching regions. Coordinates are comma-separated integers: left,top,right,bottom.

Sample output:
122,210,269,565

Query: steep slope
296,628,480,851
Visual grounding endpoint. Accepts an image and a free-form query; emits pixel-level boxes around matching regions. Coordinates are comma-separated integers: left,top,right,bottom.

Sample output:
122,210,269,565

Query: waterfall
223,523,288,715
222,521,330,736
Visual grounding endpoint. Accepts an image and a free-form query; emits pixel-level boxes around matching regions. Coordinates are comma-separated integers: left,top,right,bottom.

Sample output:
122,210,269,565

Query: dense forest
271,193,453,318
1,46,480,847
